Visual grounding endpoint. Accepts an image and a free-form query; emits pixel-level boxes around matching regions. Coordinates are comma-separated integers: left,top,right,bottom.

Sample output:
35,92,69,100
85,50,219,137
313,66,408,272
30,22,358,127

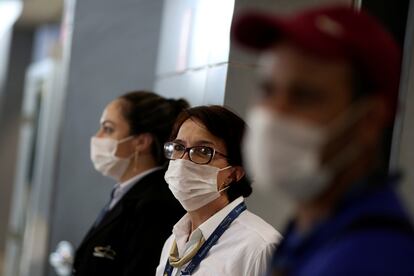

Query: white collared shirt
108,166,163,210
156,197,282,276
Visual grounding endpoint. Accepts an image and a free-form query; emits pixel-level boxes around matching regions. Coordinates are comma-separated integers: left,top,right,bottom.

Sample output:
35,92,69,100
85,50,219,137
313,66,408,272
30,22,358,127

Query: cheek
320,129,354,165
210,160,228,187
115,142,134,158
216,171,229,188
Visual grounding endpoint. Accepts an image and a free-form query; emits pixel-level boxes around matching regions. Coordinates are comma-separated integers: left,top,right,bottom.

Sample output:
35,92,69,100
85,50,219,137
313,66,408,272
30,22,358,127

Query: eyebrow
101,120,115,126
173,139,216,147
194,140,215,146
173,139,186,146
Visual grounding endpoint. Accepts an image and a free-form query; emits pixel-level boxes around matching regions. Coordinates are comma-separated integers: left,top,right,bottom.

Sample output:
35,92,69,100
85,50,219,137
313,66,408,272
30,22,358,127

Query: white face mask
90,136,134,181
165,159,232,211
243,107,364,202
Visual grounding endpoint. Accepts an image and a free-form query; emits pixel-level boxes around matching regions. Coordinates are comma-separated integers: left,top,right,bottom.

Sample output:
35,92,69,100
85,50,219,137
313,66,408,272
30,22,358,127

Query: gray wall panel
47,1,164,275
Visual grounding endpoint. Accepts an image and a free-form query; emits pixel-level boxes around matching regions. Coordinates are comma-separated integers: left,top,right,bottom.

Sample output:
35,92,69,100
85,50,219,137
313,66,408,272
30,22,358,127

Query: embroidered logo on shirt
93,245,116,260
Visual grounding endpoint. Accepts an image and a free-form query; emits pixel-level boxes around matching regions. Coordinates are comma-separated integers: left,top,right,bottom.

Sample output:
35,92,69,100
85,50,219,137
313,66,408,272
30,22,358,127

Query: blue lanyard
163,201,247,276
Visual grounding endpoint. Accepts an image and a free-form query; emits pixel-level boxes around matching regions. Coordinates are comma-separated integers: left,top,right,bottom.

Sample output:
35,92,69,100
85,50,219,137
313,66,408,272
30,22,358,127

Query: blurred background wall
0,0,412,275
0,1,36,274
46,1,165,276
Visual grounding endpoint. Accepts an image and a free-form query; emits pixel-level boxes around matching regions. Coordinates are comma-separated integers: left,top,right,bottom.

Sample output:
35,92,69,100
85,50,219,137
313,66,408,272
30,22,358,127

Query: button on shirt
156,197,282,276
108,167,163,210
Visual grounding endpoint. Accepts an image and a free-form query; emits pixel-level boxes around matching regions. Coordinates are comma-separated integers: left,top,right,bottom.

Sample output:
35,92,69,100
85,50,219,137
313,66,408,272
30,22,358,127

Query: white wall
391,0,414,218
154,0,235,106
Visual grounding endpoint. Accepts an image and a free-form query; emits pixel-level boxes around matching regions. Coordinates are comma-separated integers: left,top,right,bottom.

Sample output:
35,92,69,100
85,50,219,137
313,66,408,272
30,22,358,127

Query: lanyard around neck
163,201,247,276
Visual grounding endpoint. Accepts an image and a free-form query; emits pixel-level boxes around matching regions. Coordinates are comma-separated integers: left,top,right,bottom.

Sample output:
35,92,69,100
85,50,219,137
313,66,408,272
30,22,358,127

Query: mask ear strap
218,165,232,172
118,135,135,144
218,185,230,193
218,166,236,192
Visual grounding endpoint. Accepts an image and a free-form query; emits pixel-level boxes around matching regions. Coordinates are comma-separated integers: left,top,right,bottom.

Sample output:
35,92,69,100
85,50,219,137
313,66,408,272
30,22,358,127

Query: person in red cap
232,4,414,276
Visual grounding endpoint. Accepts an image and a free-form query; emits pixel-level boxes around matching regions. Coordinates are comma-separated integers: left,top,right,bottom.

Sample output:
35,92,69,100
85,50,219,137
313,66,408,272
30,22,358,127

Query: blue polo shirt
270,174,414,276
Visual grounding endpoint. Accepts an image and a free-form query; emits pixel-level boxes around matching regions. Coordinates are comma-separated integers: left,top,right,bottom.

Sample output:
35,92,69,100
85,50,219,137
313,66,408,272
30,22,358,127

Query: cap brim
232,11,343,57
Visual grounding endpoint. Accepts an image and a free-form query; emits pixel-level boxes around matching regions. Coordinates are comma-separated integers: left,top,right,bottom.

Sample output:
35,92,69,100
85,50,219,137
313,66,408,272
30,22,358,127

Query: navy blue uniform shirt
270,174,414,276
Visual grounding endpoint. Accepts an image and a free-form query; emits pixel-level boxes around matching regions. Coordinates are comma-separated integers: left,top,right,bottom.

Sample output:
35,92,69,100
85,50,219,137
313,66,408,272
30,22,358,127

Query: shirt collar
117,166,163,189
172,197,244,256
172,213,193,257
198,196,244,239
110,166,163,207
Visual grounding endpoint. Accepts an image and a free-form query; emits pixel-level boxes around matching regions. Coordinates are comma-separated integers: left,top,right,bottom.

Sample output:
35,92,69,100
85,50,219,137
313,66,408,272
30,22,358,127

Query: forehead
176,118,226,149
100,99,126,123
260,41,353,87
257,42,355,124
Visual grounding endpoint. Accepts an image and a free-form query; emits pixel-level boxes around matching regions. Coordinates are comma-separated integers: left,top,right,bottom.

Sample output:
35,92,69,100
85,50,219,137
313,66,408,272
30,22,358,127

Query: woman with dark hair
73,91,188,276
156,105,281,276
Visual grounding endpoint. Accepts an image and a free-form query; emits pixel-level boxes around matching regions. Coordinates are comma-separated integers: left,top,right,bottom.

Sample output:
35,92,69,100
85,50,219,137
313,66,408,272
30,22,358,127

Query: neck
188,195,230,232
295,153,374,233
119,154,158,183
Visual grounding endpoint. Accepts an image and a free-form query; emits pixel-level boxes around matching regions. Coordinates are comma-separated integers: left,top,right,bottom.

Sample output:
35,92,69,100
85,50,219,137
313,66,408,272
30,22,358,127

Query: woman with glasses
73,91,188,276
156,105,281,276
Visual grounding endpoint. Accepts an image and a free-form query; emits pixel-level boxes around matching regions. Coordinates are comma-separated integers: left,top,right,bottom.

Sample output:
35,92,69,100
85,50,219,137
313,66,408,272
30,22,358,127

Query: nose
181,151,191,161
262,91,293,116
94,129,104,138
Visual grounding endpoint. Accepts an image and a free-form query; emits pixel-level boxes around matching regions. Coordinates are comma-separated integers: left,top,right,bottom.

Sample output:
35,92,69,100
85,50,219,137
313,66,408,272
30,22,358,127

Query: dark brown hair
119,91,189,165
169,105,252,201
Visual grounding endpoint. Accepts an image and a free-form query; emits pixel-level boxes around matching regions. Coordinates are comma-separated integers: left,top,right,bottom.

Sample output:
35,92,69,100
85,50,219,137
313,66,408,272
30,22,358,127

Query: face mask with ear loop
90,136,135,181
243,102,369,202
165,159,233,211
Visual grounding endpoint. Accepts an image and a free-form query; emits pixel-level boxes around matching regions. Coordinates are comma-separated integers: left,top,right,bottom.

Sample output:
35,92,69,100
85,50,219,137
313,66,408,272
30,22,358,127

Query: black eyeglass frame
164,141,229,165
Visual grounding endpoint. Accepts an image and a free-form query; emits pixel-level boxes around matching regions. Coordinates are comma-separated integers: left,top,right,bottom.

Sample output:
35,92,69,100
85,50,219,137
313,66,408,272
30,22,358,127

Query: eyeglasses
164,141,228,165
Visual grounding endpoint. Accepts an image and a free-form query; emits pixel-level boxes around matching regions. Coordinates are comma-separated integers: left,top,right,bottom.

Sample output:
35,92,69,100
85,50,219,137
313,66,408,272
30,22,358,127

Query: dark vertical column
382,0,414,217
0,26,34,272
361,0,410,167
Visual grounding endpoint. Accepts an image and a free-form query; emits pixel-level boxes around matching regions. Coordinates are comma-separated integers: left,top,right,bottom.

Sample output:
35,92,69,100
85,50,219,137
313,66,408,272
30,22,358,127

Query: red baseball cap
231,5,401,120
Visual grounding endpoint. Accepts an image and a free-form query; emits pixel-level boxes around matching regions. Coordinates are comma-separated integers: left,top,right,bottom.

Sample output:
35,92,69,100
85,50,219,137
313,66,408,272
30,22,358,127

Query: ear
132,133,154,154
227,166,246,184
357,95,388,148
